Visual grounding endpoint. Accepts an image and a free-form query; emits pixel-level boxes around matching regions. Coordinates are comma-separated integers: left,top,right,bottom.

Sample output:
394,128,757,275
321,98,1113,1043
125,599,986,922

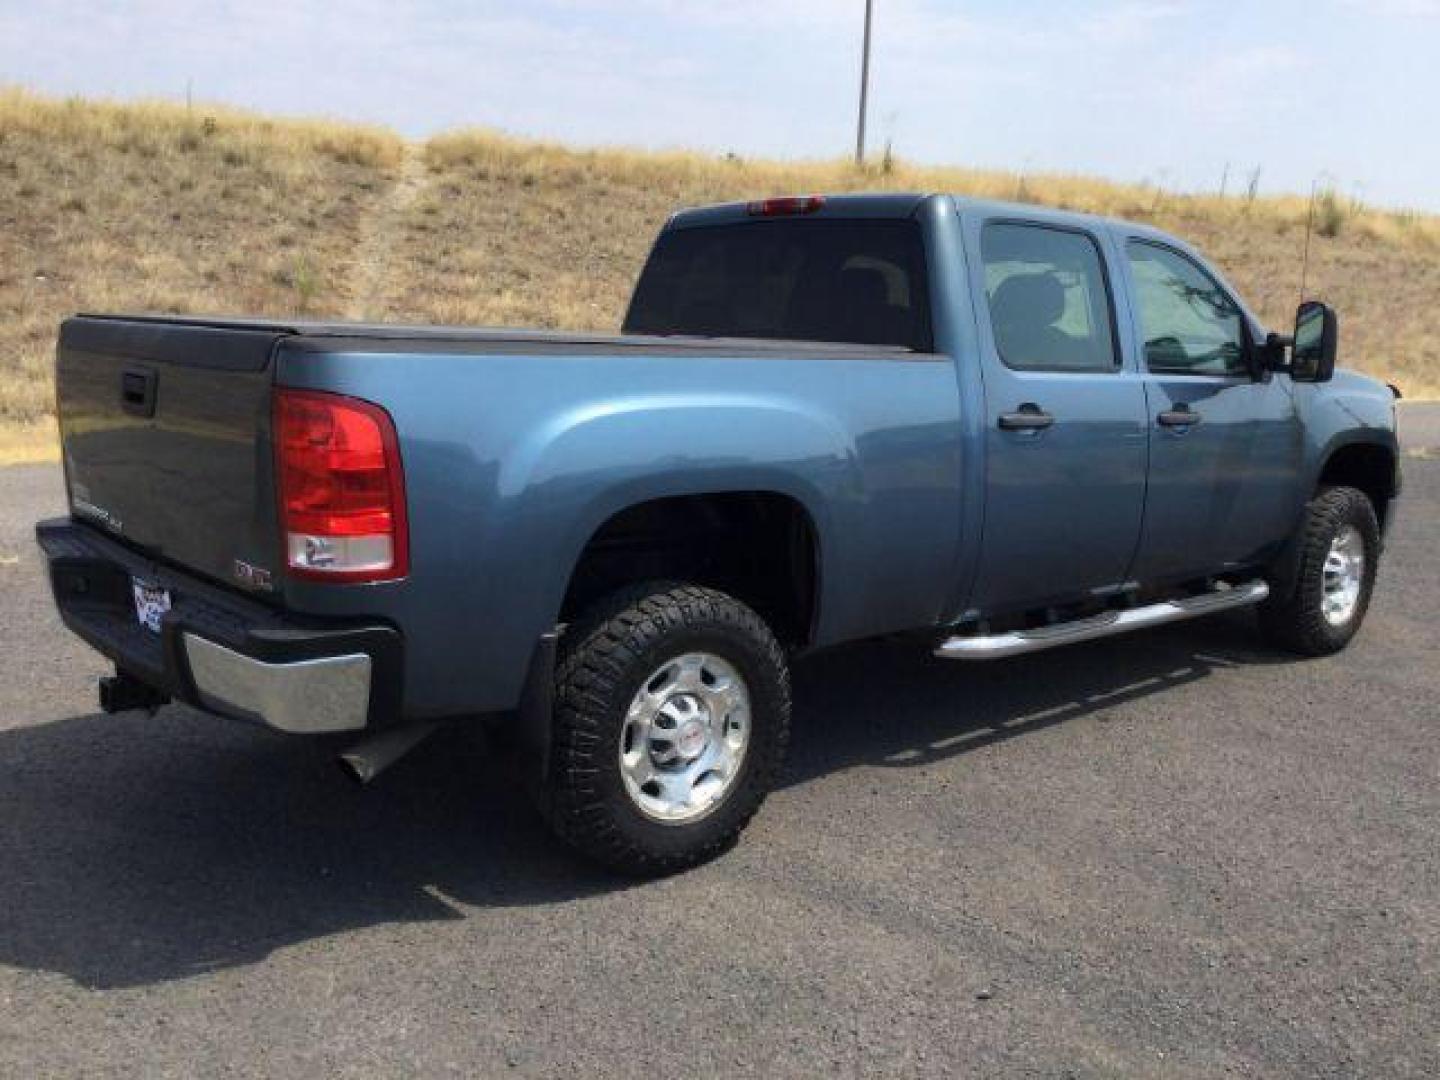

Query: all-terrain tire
1259,485,1380,656
543,582,791,875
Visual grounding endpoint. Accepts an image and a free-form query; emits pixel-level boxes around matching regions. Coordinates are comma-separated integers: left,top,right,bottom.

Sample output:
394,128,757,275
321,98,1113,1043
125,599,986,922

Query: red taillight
273,388,408,582
746,195,826,217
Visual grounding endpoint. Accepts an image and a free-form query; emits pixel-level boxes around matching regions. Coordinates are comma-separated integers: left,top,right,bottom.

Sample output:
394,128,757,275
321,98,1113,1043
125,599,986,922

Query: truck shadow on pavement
784,611,1281,786
0,612,1293,990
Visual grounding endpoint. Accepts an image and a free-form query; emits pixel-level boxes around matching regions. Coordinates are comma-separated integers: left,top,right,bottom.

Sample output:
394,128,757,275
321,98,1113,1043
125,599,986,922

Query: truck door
1120,239,1304,585
963,217,1149,615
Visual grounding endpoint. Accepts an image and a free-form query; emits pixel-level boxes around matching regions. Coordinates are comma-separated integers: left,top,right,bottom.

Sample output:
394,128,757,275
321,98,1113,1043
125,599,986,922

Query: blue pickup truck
38,193,1400,873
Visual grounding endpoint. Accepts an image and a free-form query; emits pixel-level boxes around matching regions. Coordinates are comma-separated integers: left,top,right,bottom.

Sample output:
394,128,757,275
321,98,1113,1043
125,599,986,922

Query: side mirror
1291,300,1337,383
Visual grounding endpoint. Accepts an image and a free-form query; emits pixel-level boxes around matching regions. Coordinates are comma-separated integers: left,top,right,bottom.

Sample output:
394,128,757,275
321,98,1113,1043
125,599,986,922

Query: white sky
3,0,1439,210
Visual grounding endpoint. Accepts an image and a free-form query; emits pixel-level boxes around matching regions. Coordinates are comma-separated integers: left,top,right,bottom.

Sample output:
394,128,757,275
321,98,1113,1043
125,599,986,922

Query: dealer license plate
131,577,171,634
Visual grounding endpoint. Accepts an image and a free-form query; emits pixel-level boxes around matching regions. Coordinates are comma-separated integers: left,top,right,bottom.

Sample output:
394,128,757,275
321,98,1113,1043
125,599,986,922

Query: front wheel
1259,485,1380,656
543,583,791,875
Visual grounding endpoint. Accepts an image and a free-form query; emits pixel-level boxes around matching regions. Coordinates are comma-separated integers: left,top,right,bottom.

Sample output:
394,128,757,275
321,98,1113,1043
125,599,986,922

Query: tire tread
546,582,790,875
1260,485,1379,656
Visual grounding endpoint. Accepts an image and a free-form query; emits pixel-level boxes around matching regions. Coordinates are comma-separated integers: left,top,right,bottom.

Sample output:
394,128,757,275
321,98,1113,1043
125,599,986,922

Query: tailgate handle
120,368,157,418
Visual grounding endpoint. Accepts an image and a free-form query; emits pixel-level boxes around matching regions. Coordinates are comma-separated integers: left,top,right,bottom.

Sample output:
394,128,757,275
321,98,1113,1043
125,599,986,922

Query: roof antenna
1298,174,1324,307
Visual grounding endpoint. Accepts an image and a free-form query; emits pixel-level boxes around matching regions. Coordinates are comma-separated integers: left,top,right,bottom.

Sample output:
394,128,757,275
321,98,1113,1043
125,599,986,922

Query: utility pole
855,0,874,165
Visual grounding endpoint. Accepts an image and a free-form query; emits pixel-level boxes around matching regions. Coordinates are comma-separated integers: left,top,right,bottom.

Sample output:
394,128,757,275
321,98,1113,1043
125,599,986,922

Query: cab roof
666,193,930,229
666,191,1178,246
662,191,1251,329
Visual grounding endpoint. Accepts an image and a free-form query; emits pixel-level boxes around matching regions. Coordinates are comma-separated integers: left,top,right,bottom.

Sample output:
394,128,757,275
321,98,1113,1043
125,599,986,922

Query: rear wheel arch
558,491,822,651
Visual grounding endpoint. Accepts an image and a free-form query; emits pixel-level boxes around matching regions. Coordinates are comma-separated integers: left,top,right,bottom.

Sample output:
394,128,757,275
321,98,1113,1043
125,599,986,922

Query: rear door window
980,223,1119,373
624,219,933,351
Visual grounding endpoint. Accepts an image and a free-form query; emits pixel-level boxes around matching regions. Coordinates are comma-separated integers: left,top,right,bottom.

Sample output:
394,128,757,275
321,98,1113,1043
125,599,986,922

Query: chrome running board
934,579,1269,661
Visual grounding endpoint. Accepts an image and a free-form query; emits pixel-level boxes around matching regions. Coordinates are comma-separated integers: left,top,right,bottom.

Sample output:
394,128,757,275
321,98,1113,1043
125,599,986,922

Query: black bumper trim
35,518,404,730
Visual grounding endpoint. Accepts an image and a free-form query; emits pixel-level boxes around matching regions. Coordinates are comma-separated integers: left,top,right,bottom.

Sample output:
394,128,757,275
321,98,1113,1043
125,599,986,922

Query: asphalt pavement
0,405,1436,1077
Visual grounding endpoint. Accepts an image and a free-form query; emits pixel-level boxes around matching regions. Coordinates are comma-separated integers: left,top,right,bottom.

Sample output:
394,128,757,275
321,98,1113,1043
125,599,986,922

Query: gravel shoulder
1399,400,1440,456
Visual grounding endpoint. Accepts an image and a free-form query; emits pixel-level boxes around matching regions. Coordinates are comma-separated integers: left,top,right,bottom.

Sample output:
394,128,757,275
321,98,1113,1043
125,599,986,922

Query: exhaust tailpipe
339,721,442,784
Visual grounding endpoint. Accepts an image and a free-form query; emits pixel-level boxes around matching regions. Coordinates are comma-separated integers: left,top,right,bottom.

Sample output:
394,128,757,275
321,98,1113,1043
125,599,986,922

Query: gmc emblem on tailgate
232,559,274,592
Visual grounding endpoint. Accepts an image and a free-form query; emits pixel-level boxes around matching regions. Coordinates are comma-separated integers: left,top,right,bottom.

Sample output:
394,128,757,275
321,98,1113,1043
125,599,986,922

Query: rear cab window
624,219,933,351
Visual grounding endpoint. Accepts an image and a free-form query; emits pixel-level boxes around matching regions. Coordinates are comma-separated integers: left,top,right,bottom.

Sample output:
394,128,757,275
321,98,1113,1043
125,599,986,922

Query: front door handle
1157,407,1201,429
998,404,1054,431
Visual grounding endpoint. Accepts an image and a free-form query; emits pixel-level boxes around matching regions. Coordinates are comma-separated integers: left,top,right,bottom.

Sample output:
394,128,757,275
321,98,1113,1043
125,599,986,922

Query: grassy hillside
0,90,400,447
4,88,1437,457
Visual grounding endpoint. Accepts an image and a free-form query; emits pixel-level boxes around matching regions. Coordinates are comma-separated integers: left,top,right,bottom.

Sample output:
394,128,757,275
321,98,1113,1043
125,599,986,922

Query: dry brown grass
406,130,1440,397
3,88,1437,458
0,89,402,429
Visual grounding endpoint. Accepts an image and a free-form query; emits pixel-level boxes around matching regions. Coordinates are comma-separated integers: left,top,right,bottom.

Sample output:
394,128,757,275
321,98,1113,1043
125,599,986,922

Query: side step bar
934,579,1269,661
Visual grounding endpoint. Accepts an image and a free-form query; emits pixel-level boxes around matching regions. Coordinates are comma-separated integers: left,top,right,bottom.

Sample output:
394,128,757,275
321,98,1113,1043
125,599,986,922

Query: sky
2,0,1438,210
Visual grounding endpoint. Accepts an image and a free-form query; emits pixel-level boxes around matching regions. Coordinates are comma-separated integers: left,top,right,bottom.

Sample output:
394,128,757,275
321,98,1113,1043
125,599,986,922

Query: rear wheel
543,583,790,875
1260,485,1380,656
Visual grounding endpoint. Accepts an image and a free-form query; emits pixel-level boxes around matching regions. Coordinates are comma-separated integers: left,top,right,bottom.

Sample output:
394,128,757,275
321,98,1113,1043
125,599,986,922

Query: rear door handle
1157,407,1201,429
997,404,1054,431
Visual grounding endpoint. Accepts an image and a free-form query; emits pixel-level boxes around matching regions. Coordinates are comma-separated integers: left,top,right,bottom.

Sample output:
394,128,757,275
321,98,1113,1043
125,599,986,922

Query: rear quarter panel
274,345,963,716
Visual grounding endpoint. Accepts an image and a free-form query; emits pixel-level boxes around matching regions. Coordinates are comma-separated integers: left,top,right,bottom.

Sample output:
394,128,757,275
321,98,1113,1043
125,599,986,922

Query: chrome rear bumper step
934,579,1270,661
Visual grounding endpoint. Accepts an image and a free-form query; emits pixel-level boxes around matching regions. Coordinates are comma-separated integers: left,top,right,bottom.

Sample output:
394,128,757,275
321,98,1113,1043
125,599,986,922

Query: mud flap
516,628,561,808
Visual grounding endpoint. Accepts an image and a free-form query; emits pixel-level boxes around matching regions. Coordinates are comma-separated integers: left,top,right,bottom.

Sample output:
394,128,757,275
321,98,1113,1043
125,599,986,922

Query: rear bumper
35,518,403,733
181,635,373,733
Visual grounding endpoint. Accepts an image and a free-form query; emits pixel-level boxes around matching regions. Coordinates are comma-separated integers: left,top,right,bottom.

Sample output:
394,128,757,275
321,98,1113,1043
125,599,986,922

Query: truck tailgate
56,316,291,594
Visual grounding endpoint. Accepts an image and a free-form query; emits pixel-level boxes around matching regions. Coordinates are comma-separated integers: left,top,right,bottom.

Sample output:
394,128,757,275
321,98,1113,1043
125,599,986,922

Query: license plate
131,577,171,634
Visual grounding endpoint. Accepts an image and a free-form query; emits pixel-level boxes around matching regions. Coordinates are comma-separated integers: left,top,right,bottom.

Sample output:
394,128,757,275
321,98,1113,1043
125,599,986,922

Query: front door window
1127,241,1247,376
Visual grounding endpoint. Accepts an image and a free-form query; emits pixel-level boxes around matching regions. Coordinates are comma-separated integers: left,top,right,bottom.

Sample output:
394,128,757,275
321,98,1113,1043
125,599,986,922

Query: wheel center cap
675,717,709,759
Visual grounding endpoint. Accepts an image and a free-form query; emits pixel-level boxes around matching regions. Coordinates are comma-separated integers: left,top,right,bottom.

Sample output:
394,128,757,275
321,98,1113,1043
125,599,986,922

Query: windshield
624,219,933,351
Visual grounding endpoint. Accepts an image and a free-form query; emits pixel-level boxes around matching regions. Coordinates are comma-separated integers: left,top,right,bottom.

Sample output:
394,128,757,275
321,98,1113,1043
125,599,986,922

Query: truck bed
75,312,923,356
